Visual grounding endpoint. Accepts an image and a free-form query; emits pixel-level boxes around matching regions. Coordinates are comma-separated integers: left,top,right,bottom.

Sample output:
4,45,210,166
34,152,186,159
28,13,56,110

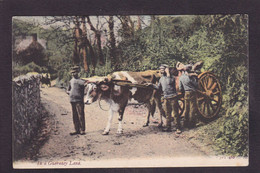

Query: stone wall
12,73,42,157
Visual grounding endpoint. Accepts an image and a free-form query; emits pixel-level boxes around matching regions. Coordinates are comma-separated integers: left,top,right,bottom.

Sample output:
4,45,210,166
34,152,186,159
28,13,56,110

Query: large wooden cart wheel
197,71,222,122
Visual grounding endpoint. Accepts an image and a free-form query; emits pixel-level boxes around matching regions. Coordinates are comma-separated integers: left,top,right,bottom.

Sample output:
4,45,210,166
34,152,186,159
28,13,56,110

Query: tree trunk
120,16,132,39
86,16,105,65
82,16,98,73
108,16,117,70
96,31,104,65
81,17,89,72
127,16,135,37
73,41,80,65
150,15,156,39
73,17,81,65
81,47,89,72
137,16,142,31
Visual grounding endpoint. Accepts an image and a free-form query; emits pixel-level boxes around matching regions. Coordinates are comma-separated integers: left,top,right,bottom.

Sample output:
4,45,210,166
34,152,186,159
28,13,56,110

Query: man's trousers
163,97,180,129
71,102,85,132
183,91,197,128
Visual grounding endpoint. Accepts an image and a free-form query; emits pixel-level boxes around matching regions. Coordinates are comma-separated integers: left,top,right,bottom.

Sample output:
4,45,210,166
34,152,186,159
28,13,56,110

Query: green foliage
12,62,48,78
214,101,248,156
116,15,248,156
12,18,38,38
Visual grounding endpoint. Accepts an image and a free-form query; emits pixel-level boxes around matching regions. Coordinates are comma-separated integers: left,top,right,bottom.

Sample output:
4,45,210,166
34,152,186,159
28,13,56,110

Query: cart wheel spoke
199,80,206,91
210,82,217,91
206,101,211,115
197,97,205,102
209,101,216,112
203,101,206,113
203,77,208,89
213,91,220,95
197,90,206,96
178,102,182,111
207,76,213,89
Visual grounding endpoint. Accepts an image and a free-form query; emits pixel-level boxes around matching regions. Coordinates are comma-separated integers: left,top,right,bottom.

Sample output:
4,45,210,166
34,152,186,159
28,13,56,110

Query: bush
12,62,48,78
214,101,248,156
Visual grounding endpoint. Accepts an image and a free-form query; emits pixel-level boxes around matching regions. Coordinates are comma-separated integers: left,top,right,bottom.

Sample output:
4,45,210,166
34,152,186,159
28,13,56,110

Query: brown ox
84,70,166,135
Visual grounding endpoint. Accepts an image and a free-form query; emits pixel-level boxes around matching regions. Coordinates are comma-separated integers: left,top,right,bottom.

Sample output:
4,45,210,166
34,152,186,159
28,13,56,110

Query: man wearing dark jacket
67,66,86,135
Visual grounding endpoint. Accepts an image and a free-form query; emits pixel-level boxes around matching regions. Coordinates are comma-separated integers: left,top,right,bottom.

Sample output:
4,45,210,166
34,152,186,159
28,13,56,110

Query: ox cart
176,71,222,122
112,71,222,122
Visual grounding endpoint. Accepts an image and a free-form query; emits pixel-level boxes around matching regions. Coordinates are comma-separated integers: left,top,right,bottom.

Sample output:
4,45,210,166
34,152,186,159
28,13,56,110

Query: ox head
84,77,111,105
84,82,98,105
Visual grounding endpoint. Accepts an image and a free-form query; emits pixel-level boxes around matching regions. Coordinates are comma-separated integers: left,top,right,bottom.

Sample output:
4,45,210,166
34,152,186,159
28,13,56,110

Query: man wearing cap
179,65,198,129
66,66,86,135
147,64,181,133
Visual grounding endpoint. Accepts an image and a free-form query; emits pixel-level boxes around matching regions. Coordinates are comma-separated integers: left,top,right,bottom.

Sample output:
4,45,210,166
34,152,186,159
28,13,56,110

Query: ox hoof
117,130,123,134
102,131,109,135
143,123,149,127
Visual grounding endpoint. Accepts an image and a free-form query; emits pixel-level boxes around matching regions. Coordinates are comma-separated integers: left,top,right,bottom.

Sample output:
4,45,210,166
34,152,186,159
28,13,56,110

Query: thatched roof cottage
14,34,48,66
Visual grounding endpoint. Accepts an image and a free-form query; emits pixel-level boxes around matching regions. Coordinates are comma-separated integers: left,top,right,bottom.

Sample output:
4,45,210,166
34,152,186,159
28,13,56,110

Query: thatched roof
25,41,45,54
15,36,46,54
14,36,48,66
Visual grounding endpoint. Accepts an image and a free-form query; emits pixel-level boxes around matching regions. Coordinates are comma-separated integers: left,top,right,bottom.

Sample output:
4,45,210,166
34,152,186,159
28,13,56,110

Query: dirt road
15,86,218,168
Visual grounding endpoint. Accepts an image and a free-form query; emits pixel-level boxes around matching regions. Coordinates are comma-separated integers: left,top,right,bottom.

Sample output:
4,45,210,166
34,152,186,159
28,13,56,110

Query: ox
40,73,51,87
26,72,51,87
84,70,166,135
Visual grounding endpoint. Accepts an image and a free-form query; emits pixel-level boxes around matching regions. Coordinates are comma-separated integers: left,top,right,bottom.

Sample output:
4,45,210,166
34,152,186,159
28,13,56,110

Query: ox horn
84,80,90,86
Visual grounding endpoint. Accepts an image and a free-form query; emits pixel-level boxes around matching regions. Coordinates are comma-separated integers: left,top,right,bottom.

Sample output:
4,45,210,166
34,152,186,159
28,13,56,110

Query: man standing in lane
179,65,198,129
148,64,181,134
66,66,86,135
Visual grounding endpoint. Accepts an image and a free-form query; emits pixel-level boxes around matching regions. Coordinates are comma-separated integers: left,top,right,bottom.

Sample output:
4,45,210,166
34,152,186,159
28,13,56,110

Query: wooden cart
112,71,222,122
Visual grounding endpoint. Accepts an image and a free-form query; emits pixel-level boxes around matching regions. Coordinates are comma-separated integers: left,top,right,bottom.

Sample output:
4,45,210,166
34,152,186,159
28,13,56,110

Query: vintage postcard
12,15,248,168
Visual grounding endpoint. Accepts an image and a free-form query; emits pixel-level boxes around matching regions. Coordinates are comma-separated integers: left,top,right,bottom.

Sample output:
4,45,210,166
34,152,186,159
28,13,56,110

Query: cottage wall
12,73,42,154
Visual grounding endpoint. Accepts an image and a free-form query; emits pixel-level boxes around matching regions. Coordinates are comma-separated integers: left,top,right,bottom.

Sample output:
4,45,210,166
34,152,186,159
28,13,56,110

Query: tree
86,16,105,66
73,16,81,65
108,16,117,70
42,16,109,75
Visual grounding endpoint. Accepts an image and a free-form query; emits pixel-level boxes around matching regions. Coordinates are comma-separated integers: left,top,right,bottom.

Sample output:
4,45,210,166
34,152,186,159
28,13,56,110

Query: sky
13,16,152,30
13,16,152,46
